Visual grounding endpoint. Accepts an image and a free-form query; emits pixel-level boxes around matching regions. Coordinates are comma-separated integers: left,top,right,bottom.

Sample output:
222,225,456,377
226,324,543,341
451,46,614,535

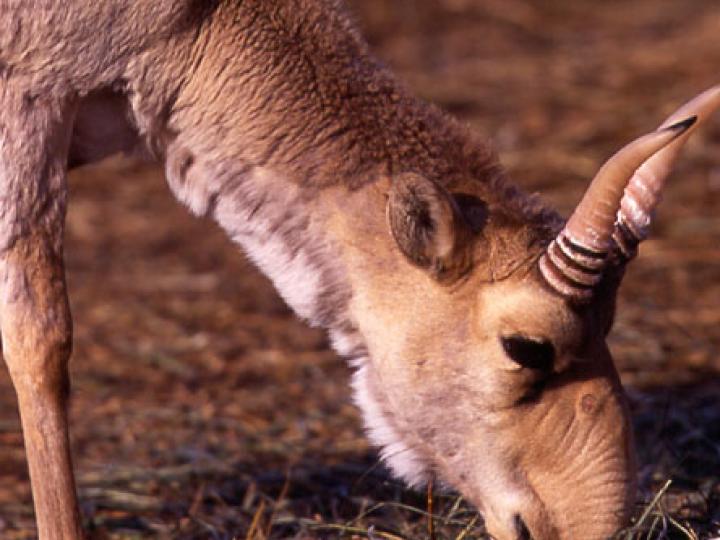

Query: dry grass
1,1,719,538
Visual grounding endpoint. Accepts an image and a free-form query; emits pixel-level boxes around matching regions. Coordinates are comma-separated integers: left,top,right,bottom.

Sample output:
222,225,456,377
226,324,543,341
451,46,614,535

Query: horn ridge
562,118,694,254
549,238,604,283
539,246,595,300
556,234,606,269
612,218,640,261
539,114,696,300
614,85,720,263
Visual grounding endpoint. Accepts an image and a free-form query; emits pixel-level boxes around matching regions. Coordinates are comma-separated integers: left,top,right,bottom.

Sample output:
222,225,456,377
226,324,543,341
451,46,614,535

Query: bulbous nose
503,348,636,540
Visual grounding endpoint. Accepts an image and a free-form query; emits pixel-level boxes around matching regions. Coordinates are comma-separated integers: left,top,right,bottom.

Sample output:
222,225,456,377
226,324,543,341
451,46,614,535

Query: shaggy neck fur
121,0,559,485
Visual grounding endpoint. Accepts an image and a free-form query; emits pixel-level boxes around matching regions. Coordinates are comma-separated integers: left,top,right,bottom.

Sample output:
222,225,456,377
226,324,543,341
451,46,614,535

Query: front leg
0,88,83,539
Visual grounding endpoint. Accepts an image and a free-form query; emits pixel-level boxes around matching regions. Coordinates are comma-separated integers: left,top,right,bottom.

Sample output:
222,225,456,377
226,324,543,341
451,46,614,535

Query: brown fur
1,2,641,539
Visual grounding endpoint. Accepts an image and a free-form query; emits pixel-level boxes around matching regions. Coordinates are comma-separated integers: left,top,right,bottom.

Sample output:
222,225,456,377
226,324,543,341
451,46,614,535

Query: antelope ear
387,173,474,282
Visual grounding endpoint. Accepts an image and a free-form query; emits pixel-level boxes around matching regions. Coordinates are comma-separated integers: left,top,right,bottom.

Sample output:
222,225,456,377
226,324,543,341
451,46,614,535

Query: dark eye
501,335,555,372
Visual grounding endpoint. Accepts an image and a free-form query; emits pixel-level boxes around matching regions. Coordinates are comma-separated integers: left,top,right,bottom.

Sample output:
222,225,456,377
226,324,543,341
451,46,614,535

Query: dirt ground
1,1,719,538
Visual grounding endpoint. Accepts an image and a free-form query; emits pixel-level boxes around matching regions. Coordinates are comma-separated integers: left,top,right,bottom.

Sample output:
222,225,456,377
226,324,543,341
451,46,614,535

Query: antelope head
349,87,720,540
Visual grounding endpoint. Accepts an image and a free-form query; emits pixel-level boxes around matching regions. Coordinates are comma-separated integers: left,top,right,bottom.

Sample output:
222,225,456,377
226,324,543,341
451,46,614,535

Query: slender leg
0,89,83,539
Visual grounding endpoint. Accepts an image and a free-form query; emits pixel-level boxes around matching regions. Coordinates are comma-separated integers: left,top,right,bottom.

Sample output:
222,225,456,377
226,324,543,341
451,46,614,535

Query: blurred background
1,1,719,538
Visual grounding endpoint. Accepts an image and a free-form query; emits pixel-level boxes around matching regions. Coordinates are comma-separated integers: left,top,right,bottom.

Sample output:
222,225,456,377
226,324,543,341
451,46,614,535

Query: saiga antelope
1,1,718,539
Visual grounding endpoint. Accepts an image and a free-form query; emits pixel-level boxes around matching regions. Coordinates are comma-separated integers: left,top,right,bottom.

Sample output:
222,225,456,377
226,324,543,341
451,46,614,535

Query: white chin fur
351,360,430,487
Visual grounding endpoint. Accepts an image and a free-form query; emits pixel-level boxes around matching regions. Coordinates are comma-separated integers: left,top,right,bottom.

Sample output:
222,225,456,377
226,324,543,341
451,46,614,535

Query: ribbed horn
539,116,696,300
614,85,720,259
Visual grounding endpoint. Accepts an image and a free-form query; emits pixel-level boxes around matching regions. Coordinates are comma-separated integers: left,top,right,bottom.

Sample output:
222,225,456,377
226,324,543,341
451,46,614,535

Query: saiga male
1,1,718,538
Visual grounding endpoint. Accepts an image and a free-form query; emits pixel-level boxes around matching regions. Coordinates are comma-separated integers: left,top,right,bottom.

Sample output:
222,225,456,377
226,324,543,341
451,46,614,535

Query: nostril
513,514,532,540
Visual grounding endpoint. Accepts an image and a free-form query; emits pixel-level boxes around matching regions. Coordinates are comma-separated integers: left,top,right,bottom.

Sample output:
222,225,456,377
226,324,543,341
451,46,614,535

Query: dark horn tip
665,115,698,133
